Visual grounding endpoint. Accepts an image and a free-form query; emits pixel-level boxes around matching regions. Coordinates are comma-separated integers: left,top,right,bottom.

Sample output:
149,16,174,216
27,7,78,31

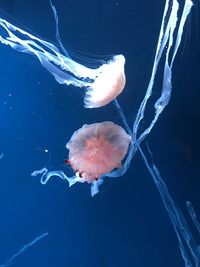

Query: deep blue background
0,0,199,266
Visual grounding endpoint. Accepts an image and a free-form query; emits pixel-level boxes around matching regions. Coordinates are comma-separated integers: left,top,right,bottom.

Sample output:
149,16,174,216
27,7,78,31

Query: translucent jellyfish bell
85,55,126,108
66,121,132,182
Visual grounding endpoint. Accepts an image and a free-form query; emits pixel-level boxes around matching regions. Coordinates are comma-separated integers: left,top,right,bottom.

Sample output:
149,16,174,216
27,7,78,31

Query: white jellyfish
0,18,125,108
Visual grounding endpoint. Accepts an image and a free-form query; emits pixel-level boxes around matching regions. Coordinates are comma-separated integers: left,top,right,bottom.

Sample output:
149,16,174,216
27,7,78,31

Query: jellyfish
30,0,200,266
66,121,132,183
27,0,193,195
32,121,133,196
1,0,200,266
0,18,126,108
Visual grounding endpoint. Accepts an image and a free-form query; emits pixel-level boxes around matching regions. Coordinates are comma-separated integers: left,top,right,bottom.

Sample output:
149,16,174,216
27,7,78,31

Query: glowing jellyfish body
66,121,132,183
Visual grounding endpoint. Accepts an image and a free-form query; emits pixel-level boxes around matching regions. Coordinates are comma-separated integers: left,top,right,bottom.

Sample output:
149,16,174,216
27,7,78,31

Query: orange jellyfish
66,121,132,183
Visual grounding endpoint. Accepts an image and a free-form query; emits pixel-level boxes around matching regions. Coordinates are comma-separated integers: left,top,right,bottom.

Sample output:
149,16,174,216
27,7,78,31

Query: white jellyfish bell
84,55,126,108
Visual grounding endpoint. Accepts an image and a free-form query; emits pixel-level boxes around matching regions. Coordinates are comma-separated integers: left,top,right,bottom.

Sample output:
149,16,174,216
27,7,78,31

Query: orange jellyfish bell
66,121,132,183
84,55,126,108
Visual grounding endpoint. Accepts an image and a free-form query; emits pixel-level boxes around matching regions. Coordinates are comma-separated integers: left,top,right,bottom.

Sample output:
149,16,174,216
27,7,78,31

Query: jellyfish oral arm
133,0,193,144
31,167,103,196
31,168,84,187
0,18,94,86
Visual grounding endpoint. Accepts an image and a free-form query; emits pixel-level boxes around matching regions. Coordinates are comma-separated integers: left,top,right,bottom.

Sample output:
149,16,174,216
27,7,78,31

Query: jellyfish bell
84,55,126,108
66,121,132,183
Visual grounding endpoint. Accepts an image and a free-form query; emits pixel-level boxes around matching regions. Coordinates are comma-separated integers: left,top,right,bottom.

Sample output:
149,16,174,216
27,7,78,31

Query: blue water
0,0,199,267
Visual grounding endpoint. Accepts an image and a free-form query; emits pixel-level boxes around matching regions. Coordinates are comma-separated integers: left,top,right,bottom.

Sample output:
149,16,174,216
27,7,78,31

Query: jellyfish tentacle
49,0,70,57
139,144,200,267
0,233,48,267
31,168,84,187
138,0,193,144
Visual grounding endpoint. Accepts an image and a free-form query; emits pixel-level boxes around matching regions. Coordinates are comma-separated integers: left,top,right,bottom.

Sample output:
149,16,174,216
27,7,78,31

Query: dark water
0,0,199,267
